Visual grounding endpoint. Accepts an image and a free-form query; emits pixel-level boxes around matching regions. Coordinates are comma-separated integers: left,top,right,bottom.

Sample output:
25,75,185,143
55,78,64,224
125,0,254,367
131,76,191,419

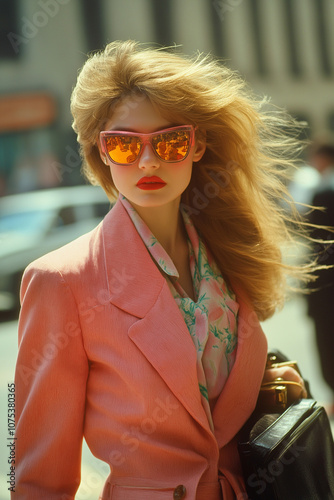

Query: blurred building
0,0,333,195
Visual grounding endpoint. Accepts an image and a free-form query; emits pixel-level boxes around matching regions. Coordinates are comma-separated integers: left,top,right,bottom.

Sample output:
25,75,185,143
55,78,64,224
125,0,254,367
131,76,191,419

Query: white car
0,185,111,314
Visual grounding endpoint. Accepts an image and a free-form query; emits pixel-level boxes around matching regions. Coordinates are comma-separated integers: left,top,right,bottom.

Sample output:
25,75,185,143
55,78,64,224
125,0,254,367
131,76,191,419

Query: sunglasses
99,125,197,166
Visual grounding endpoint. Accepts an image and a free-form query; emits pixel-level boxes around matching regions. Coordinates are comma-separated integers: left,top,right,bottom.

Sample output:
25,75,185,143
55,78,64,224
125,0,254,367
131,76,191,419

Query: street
0,295,333,499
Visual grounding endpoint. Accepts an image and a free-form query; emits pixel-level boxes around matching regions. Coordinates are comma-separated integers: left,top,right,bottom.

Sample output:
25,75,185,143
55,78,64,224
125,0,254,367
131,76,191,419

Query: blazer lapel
128,282,212,432
102,198,164,318
212,285,268,448
102,199,212,433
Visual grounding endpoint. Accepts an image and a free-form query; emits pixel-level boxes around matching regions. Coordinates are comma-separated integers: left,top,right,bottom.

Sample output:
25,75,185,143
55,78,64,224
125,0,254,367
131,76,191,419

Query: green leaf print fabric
120,195,239,431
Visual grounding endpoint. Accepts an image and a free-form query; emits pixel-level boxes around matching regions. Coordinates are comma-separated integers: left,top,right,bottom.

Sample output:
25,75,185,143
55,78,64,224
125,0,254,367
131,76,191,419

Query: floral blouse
120,195,239,430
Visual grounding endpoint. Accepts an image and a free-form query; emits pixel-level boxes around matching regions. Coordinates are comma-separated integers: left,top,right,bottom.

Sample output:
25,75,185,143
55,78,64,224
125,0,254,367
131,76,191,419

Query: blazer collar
102,198,166,318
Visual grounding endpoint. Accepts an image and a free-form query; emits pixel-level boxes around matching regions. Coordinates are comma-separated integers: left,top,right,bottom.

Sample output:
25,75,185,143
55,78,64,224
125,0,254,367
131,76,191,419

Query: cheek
176,161,193,185
109,166,130,189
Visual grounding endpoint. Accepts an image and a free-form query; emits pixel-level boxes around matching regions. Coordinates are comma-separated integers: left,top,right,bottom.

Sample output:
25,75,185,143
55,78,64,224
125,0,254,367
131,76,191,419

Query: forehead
104,95,172,133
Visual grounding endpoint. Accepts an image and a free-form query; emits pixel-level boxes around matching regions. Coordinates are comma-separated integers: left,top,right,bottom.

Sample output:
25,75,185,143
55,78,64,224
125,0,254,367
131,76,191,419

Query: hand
262,364,308,401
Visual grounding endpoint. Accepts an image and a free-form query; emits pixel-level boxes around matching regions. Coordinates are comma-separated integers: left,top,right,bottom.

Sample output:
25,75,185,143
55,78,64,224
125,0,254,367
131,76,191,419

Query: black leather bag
238,353,334,499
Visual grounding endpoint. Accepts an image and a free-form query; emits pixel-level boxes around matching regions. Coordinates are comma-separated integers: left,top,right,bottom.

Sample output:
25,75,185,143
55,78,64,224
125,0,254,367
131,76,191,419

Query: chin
131,194,181,209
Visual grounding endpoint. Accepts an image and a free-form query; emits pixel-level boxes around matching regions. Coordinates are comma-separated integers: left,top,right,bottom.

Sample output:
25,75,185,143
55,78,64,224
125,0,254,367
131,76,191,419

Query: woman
14,41,310,499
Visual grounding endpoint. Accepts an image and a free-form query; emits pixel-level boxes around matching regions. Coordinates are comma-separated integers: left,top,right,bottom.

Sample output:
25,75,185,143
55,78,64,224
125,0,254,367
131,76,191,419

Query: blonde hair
71,40,317,320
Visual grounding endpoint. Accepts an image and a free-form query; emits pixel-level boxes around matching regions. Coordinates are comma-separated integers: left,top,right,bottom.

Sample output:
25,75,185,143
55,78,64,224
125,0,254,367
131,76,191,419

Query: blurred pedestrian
307,143,334,413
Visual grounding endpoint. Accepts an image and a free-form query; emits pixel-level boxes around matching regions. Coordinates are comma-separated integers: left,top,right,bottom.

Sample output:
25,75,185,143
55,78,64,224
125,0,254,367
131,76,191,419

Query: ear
193,135,206,162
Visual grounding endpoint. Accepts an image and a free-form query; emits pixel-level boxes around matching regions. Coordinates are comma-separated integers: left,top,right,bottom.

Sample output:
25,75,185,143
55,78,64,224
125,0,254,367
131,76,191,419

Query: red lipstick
136,176,166,190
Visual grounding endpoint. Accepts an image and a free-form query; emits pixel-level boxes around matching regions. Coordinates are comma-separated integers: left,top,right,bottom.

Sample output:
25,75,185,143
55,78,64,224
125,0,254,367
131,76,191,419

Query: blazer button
173,484,186,499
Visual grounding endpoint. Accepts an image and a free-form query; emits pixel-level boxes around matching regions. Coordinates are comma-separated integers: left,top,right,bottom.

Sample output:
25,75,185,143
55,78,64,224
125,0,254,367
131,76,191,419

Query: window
0,0,20,59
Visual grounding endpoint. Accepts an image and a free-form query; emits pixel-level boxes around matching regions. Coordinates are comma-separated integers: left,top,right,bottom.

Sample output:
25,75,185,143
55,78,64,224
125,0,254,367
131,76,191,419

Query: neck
130,197,185,257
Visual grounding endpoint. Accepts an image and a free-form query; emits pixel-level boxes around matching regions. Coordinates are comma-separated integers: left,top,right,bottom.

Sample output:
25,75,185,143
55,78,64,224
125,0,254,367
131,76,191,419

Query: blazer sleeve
13,261,89,500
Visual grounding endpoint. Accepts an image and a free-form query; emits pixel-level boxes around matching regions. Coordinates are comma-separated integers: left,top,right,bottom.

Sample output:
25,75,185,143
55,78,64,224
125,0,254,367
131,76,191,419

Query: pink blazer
14,198,267,500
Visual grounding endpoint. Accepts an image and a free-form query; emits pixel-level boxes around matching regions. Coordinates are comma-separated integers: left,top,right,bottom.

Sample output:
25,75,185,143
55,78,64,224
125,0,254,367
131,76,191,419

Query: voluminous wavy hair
71,40,318,321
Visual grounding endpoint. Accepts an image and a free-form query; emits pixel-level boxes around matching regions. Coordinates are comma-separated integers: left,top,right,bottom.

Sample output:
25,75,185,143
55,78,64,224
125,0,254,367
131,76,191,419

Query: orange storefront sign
0,92,56,132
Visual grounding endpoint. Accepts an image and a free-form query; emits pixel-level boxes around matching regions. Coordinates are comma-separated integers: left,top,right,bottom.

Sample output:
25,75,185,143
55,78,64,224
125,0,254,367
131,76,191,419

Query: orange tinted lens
105,135,142,164
152,129,191,161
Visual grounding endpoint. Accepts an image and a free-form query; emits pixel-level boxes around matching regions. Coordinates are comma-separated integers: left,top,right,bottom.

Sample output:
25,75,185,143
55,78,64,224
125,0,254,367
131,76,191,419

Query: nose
138,142,160,170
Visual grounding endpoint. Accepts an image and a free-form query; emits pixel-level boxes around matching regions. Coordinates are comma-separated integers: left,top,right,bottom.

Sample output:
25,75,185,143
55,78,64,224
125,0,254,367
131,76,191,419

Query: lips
136,176,166,190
